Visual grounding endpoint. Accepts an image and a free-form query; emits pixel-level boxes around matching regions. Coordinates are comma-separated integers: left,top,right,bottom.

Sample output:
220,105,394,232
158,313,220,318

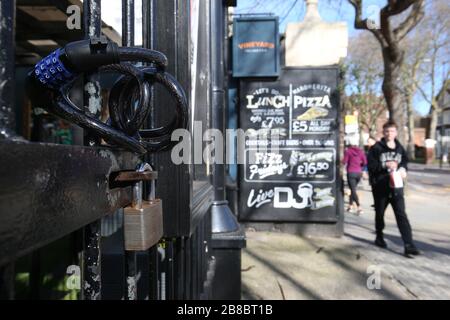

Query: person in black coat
367,121,420,257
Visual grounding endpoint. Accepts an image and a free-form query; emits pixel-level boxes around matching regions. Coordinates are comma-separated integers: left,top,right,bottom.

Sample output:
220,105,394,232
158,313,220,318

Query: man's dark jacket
367,138,408,187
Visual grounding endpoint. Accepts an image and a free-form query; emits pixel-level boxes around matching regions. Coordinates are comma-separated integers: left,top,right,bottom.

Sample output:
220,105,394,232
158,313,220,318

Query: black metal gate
0,0,242,300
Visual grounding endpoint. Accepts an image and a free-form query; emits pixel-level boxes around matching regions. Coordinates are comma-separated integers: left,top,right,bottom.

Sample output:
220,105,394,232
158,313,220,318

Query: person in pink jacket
343,143,368,215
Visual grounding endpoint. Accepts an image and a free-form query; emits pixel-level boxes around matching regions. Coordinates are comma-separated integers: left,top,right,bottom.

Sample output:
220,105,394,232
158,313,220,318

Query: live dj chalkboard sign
238,68,342,222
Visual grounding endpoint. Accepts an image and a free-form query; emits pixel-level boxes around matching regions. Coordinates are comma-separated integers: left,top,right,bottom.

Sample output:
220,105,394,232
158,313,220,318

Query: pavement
241,165,450,300
409,162,450,172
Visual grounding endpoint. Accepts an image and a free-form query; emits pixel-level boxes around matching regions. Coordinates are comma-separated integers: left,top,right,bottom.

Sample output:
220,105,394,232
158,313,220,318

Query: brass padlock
124,163,163,251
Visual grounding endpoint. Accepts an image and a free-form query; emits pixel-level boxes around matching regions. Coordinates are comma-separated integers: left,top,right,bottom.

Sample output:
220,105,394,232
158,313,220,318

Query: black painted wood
0,141,138,266
151,0,213,237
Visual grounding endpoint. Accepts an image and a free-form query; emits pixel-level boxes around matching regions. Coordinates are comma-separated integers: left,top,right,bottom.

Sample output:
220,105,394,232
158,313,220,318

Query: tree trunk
406,94,415,160
370,128,377,138
359,127,366,147
428,104,438,141
382,49,407,145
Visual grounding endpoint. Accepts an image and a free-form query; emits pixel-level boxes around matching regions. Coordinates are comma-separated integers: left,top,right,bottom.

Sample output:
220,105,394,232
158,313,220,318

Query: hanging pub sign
232,16,280,78
238,67,342,222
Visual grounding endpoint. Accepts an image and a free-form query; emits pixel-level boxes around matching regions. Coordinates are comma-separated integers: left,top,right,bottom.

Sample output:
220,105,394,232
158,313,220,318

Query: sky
100,0,432,115
101,0,143,45
236,0,431,115
234,0,387,35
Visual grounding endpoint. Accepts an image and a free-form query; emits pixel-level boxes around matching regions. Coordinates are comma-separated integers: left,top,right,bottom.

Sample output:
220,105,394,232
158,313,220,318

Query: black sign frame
238,67,343,222
232,16,280,78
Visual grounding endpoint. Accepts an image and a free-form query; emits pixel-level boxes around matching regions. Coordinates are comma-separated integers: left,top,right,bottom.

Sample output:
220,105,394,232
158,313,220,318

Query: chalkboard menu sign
238,68,342,222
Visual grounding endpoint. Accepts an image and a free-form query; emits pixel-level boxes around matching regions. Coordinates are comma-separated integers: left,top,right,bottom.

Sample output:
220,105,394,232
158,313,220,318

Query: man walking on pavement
367,121,421,257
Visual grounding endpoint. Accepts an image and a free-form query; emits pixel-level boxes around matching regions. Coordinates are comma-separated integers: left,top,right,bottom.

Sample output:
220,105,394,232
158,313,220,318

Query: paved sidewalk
241,172,450,300
344,180,450,300
409,162,450,173
241,230,413,300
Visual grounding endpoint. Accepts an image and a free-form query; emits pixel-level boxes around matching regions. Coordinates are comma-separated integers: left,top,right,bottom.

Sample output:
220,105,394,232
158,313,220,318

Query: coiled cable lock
28,37,188,154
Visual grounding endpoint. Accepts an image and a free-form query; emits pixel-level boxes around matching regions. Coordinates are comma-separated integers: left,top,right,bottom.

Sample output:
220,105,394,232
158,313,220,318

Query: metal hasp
210,0,239,234
81,0,103,301
113,170,158,182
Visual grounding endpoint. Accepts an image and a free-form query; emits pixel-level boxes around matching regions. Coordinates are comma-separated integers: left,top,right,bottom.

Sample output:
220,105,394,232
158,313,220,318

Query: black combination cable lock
27,37,188,154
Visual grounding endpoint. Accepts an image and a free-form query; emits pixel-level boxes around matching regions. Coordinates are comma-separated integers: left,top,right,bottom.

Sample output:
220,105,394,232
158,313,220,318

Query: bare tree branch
348,0,387,46
386,0,417,16
436,78,450,103
280,0,300,24
347,0,432,143
350,1,425,55
415,80,432,105
379,6,396,48
394,1,425,41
